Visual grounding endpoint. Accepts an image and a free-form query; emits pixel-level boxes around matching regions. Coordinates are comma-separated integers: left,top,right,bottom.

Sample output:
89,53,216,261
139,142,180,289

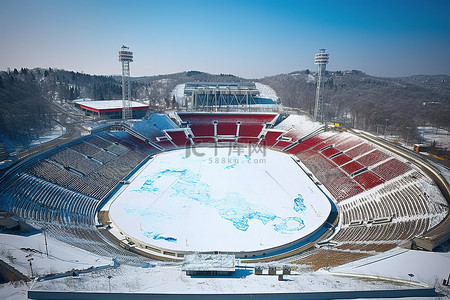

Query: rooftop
182,253,235,272
74,99,148,110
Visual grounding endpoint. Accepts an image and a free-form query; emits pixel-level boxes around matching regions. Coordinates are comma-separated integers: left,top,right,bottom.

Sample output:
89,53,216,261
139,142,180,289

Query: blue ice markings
293,194,307,212
130,168,307,235
218,196,277,231
224,156,239,169
273,217,305,234
224,164,236,170
132,169,188,194
144,231,177,243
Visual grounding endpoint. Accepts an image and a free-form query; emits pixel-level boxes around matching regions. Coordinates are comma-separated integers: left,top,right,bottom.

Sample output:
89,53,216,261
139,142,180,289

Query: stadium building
184,82,278,111
0,101,449,298
73,99,149,119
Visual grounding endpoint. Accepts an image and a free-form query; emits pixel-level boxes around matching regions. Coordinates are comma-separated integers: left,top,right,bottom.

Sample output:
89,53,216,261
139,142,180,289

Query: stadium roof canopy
184,82,256,91
73,99,148,112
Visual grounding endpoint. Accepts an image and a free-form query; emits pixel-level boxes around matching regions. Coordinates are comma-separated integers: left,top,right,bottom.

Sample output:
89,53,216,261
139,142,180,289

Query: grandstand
0,110,449,297
183,82,279,111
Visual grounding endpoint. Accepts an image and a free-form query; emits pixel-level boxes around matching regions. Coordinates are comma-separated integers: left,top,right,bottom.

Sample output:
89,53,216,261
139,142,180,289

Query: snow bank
255,82,278,101
29,263,418,294
334,248,450,288
274,114,322,133
418,127,450,149
28,125,66,147
0,232,112,278
170,83,186,107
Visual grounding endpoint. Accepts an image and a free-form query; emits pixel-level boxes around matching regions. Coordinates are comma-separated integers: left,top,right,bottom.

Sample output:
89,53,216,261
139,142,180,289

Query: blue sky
1,0,449,78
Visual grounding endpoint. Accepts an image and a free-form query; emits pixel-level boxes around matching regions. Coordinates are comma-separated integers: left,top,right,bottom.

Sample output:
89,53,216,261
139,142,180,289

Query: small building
73,99,149,119
268,266,277,275
254,265,263,275
283,265,291,275
182,253,235,276
413,144,430,153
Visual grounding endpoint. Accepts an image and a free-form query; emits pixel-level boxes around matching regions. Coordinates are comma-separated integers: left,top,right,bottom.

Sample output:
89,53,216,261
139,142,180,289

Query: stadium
0,81,449,299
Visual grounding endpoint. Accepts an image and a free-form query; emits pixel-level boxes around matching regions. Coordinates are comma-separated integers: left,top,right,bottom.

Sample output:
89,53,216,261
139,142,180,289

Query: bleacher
164,129,192,147
131,113,179,142
5,173,99,225
279,129,418,202
291,169,448,270
0,127,162,261
371,158,412,181
178,113,279,144
285,133,334,153
0,129,154,224
0,112,447,267
259,130,284,147
0,142,9,161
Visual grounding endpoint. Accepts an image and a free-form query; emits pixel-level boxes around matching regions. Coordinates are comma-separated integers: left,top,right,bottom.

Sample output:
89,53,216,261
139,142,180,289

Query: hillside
0,68,448,157
259,71,450,145
0,68,122,152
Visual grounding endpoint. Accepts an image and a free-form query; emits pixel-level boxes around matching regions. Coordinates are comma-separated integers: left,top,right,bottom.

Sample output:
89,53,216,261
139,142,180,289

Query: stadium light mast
118,45,133,120
313,49,329,122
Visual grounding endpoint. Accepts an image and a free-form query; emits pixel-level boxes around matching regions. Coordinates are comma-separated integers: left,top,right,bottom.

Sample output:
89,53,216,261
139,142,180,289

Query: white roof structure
74,99,148,110
182,253,235,272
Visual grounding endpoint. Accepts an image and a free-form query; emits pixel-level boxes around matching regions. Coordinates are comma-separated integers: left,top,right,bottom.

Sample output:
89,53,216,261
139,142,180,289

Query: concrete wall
28,287,439,300
0,259,29,283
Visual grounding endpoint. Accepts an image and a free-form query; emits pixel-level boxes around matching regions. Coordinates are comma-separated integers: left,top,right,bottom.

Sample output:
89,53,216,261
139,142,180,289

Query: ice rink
108,146,331,253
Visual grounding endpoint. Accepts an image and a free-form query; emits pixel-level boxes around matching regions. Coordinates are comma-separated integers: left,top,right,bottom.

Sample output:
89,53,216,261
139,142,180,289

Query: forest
0,67,448,158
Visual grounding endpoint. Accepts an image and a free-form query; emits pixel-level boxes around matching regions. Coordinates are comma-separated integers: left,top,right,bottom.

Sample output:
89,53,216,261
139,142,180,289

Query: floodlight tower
313,49,329,122
118,45,133,120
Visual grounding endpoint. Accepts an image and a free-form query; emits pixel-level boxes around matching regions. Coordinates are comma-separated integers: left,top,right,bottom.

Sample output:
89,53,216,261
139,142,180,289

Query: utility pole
43,227,49,257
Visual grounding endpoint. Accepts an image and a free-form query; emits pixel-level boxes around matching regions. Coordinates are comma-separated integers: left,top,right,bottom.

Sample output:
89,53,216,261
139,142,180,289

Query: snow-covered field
28,262,426,294
2,234,449,299
334,248,450,289
0,232,112,279
171,83,186,107
418,127,450,149
274,114,322,134
255,82,278,101
28,124,66,147
108,147,331,253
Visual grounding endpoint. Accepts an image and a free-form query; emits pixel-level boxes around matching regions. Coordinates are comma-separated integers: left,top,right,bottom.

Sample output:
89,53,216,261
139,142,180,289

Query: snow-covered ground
171,83,186,107
107,147,330,253
274,114,322,134
418,127,450,149
255,82,278,101
28,263,427,294
334,248,450,289
0,232,112,279
28,124,66,147
2,236,449,299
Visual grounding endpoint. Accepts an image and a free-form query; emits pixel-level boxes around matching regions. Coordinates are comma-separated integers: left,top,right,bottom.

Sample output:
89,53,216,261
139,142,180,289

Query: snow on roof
274,114,322,133
74,99,148,110
182,253,235,272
